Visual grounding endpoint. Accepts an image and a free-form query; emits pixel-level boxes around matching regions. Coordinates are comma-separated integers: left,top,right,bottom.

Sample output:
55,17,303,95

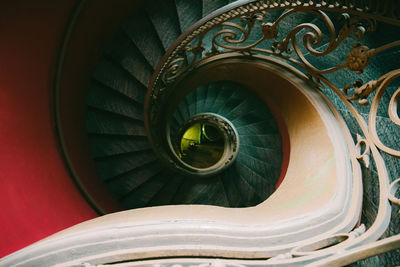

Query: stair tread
92,59,146,104
175,0,202,32
93,147,152,161
87,106,143,124
87,84,144,121
236,120,279,135
202,0,229,17
122,12,165,69
239,143,282,166
104,31,154,87
121,171,171,208
176,97,191,122
86,109,146,136
239,134,282,150
221,168,244,207
189,177,230,206
89,136,150,158
237,152,281,184
107,161,163,196
203,82,219,112
95,150,158,180
230,101,274,122
195,85,209,114
171,176,228,206
103,160,159,182
224,95,256,120
147,174,186,206
235,160,275,199
229,163,263,204
145,0,182,50
186,90,197,117
213,83,239,114
217,88,245,116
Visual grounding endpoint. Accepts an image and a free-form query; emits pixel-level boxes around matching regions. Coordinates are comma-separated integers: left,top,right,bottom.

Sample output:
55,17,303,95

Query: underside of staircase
1,0,400,266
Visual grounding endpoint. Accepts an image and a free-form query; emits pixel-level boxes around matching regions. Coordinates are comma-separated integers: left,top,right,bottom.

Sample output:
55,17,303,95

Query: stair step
104,31,154,87
229,162,263,204
239,134,282,150
86,109,146,136
92,59,146,104
122,12,165,69
93,147,153,161
189,177,230,206
239,144,282,166
203,82,219,112
195,84,209,114
95,150,158,180
87,106,143,124
210,83,233,113
121,171,170,208
217,88,244,116
108,164,163,203
221,168,244,207
236,120,279,135
87,83,143,121
231,110,267,128
202,0,229,17
147,174,186,206
145,0,182,50
170,176,228,206
89,135,150,158
186,90,197,117
176,97,191,122
175,0,202,32
170,117,181,134
224,95,255,120
237,152,281,184
172,103,185,125
235,160,275,199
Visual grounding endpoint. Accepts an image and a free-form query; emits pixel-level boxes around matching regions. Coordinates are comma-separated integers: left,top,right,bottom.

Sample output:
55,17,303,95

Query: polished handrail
145,0,400,142
144,0,400,265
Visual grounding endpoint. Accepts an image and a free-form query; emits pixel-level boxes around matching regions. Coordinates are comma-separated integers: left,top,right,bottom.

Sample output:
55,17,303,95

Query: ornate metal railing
145,0,400,265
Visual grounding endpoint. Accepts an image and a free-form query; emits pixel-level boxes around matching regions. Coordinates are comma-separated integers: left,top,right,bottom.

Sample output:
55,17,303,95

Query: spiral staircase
86,0,285,209
2,0,400,266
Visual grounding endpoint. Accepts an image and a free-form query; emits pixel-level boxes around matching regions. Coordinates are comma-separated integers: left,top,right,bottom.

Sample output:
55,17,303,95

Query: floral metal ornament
145,0,400,265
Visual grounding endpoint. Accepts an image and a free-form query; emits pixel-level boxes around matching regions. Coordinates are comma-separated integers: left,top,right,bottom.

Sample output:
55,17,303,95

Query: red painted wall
0,0,288,258
0,1,98,257
57,0,143,215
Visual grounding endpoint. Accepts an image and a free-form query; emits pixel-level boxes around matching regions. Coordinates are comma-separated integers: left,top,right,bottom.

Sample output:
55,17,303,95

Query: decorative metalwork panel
146,0,400,265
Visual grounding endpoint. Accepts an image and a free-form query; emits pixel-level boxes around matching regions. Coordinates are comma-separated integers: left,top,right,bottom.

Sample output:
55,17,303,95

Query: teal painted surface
84,1,400,263
86,1,283,209
303,19,400,266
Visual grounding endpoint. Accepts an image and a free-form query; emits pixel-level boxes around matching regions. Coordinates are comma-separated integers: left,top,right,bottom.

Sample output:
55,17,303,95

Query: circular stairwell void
81,0,287,209
172,113,239,175
86,70,284,208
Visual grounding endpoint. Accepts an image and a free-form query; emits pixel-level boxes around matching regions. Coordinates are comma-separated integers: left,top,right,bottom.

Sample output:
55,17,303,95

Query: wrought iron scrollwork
368,69,400,158
146,0,400,265
158,5,383,87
